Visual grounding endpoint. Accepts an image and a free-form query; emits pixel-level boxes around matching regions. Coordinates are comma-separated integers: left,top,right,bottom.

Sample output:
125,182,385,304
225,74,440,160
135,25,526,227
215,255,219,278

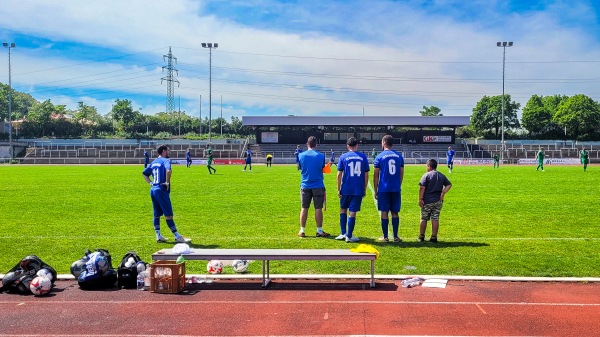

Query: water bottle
401,277,422,288
137,271,145,290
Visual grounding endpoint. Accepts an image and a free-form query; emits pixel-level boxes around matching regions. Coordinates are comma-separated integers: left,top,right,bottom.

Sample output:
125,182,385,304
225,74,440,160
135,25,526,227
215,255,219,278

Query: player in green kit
536,149,545,171
493,153,500,169
207,145,216,174
580,149,589,172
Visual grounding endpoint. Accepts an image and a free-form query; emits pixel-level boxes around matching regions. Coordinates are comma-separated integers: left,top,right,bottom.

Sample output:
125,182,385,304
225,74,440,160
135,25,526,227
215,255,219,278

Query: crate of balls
150,260,186,293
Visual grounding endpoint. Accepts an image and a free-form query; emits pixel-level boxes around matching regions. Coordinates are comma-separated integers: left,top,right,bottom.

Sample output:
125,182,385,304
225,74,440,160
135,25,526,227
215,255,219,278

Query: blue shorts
340,195,363,212
377,191,401,213
245,158,252,164
150,187,173,217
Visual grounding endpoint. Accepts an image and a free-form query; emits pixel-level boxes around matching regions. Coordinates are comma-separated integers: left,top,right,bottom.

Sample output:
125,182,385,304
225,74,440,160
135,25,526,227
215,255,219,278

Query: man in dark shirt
418,159,452,243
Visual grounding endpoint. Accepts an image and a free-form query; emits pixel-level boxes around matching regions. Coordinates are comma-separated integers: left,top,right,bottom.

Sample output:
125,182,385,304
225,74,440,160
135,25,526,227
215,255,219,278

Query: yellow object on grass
350,244,380,259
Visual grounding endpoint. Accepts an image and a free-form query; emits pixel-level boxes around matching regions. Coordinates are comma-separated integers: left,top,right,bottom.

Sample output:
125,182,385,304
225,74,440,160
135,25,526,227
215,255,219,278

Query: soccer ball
36,268,54,282
206,260,223,274
231,259,249,273
96,256,109,273
70,259,86,278
30,276,52,296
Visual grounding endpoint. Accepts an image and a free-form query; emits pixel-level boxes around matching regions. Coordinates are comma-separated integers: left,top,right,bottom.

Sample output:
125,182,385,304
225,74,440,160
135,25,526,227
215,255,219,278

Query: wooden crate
150,260,186,293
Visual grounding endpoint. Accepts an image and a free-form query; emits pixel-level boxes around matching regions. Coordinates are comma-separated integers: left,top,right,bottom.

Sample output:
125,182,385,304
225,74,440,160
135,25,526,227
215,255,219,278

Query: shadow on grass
358,238,490,248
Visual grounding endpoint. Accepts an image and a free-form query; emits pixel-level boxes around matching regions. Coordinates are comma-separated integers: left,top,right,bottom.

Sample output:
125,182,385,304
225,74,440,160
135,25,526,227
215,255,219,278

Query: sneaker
345,236,360,243
429,237,438,243
297,232,306,237
418,235,425,242
175,236,192,243
377,236,389,242
156,236,168,243
335,234,346,240
315,231,331,238
393,237,402,243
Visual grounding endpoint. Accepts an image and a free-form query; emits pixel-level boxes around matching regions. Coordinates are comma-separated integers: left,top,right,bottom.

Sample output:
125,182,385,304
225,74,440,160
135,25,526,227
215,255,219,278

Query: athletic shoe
176,236,192,243
377,237,389,242
315,231,331,238
393,237,402,243
429,237,438,243
156,236,168,243
297,232,306,238
418,235,425,242
334,234,346,240
345,236,360,243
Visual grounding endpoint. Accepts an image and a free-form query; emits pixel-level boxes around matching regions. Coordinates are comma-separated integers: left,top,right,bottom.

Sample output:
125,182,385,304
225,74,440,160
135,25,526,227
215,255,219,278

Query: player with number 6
373,135,405,242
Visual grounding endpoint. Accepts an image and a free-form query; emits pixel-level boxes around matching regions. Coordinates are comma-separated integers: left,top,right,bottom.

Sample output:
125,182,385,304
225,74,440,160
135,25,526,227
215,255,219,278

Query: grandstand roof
242,115,470,127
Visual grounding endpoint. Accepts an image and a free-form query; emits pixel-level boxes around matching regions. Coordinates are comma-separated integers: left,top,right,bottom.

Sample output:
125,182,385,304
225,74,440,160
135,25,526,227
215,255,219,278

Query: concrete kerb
3,274,598,283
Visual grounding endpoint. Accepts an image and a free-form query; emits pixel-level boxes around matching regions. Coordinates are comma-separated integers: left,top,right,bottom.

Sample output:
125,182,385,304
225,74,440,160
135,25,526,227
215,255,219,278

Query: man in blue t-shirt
185,149,192,168
336,137,369,243
297,136,330,238
142,144,191,244
446,146,455,173
243,148,252,171
143,150,150,168
330,149,336,166
373,135,405,242
294,145,302,170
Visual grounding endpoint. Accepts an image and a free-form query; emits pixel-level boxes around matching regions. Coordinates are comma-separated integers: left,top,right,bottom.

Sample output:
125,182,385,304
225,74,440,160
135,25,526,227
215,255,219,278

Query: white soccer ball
96,256,109,273
231,259,249,273
30,276,52,296
70,260,86,278
36,268,54,282
136,261,146,273
206,260,223,274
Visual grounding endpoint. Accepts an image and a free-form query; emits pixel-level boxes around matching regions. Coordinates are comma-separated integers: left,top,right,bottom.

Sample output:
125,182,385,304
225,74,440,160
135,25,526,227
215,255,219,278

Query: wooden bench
152,248,377,288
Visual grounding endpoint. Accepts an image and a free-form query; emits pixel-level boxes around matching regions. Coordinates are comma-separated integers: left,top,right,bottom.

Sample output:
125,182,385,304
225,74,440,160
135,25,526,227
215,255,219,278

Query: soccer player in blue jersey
142,145,191,244
243,148,252,171
185,149,192,168
294,145,302,170
446,146,455,173
143,150,150,168
373,135,404,242
336,137,369,243
297,136,330,238
330,149,336,166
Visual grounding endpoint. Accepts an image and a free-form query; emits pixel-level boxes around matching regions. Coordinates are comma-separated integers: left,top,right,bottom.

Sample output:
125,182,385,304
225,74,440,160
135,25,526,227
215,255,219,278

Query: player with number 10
373,135,405,242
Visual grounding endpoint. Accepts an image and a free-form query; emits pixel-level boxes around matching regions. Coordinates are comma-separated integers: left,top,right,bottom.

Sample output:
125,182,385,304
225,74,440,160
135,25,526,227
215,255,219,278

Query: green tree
22,100,56,137
110,99,141,133
553,94,600,140
419,105,442,116
471,95,520,138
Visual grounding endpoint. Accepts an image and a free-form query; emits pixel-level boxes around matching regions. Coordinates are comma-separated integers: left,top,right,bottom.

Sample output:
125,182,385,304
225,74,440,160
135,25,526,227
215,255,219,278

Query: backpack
117,251,144,289
0,255,57,294
77,249,117,290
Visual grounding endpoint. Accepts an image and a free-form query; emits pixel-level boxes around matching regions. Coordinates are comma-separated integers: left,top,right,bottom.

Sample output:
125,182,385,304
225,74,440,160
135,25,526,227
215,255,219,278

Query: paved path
1,279,599,336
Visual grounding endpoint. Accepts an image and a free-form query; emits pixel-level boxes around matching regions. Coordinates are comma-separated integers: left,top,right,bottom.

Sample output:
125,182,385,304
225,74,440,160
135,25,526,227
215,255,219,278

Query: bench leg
261,259,271,288
370,260,376,288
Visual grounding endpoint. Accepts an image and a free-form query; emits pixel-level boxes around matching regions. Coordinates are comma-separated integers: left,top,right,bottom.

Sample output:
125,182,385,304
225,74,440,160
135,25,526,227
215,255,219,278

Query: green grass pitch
1,163,598,277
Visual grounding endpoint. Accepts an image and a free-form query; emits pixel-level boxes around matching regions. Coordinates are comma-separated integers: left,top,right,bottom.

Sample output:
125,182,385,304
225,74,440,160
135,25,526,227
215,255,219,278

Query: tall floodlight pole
497,41,513,163
220,95,223,136
3,42,15,161
199,95,202,135
201,42,218,143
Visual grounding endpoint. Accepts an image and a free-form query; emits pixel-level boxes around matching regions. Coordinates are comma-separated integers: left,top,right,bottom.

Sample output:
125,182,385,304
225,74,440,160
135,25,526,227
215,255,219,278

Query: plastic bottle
401,277,422,288
143,269,151,290
137,271,144,290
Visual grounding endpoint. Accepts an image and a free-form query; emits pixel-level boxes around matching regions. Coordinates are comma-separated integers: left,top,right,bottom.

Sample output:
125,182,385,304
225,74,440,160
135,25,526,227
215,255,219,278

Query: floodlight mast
201,42,218,144
3,42,15,161
497,41,513,164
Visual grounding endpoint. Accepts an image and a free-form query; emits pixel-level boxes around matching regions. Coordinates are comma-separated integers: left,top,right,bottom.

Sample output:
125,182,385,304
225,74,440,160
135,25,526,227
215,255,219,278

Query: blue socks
392,217,399,238
339,213,347,235
347,217,356,238
381,218,389,238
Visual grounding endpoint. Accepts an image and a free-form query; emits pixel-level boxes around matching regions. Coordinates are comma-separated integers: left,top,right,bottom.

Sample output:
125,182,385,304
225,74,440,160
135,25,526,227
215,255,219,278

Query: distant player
243,148,252,171
266,153,273,167
373,135,404,242
580,149,589,172
142,144,191,244
207,145,216,174
371,148,377,164
143,150,150,168
185,149,192,168
294,145,302,170
493,153,500,169
446,146,455,173
329,149,336,166
336,137,369,243
536,148,545,171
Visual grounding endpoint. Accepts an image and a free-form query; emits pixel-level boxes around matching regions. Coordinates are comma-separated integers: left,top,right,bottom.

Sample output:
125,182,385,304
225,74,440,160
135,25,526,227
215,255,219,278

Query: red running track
0,279,599,336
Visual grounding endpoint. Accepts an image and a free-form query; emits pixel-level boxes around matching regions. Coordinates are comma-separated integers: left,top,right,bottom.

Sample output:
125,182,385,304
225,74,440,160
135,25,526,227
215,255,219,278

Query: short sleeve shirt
338,151,370,195
299,149,325,189
419,170,451,204
143,157,171,188
373,149,404,192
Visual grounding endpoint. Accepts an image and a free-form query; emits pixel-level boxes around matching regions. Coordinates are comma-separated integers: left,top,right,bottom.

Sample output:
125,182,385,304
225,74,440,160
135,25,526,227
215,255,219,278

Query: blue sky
1,0,600,121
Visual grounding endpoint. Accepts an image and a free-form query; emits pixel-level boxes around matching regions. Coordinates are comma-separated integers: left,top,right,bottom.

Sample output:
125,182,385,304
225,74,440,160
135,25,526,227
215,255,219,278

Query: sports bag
117,251,144,289
76,249,117,290
0,255,57,294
